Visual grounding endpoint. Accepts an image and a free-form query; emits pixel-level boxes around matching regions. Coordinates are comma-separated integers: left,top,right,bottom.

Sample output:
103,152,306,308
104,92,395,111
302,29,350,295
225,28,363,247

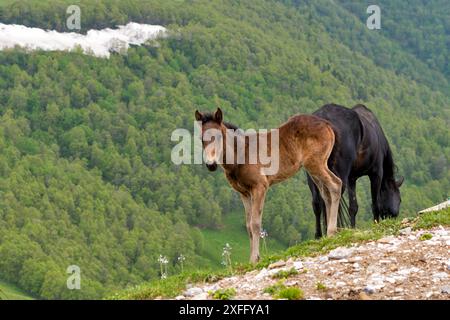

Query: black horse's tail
320,191,351,234
337,193,351,228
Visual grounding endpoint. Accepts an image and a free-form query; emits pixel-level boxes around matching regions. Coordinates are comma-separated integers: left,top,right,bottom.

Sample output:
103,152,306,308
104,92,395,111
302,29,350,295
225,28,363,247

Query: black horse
307,103,404,238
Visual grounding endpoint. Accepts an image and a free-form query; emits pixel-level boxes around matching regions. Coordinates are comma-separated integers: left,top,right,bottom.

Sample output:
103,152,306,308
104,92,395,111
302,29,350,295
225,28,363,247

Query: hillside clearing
0,280,34,300
110,208,449,300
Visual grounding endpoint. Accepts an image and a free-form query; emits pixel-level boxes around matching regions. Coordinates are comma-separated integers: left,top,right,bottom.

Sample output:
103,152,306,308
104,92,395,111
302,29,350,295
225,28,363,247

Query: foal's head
195,108,225,172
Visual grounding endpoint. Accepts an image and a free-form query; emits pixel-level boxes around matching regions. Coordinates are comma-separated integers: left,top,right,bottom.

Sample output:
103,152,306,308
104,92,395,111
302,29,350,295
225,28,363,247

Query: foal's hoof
326,229,337,237
249,256,260,264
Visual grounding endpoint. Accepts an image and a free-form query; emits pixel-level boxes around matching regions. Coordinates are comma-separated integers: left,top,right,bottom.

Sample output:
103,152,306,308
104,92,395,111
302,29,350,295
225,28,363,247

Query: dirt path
180,226,450,300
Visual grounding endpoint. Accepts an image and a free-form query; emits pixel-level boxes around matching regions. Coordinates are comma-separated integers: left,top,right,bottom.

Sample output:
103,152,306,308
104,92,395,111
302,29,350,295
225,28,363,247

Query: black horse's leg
348,178,358,228
369,172,382,222
307,175,323,239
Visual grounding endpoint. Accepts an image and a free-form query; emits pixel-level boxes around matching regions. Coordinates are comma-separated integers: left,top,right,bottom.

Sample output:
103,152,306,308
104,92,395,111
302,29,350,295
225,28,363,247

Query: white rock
255,268,269,280
377,236,395,244
184,287,203,297
364,285,377,294
293,261,303,270
379,260,392,264
441,286,450,294
175,295,185,300
268,260,286,269
397,267,420,276
432,272,448,281
192,292,209,300
399,227,412,235
385,277,396,284
328,247,353,260
434,228,448,236
349,256,363,262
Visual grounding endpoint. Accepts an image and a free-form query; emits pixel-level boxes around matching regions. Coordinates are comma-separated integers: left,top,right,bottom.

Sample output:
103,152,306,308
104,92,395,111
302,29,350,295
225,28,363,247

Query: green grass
263,281,303,300
316,282,327,291
200,212,286,268
419,233,433,241
209,288,236,300
0,280,34,300
271,268,299,279
110,208,450,300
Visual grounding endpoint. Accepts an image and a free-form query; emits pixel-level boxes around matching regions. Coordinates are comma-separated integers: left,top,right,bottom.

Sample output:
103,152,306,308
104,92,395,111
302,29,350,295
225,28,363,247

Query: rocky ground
179,226,450,300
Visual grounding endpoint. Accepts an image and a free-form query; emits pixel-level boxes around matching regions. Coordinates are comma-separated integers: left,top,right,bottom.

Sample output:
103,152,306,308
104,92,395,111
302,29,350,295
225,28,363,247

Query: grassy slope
0,280,34,300
110,208,450,299
200,212,286,268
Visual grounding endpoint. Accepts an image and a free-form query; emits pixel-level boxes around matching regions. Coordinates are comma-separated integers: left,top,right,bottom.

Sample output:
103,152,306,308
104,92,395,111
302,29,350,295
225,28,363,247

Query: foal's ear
214,108,223,123
195,110,203,121
396,176,404,188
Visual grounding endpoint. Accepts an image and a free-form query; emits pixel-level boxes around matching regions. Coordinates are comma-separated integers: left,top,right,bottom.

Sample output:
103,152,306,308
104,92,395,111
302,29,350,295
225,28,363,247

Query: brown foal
195,108,342,263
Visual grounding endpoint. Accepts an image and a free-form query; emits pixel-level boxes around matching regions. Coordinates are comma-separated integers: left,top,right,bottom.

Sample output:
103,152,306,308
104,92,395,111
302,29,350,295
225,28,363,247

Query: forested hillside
0,0,448,299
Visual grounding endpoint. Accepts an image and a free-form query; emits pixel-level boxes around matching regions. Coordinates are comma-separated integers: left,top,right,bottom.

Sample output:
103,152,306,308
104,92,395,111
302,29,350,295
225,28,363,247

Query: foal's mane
201,112,239,130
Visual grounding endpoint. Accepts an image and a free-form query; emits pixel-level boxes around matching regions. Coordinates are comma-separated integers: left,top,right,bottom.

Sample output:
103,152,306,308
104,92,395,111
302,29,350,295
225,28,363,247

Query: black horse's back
312,103,364,182
307,103,402,238
307,103,364,236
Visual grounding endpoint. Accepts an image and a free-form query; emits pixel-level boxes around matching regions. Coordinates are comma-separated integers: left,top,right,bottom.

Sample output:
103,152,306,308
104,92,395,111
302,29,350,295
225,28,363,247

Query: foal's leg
319,169,342,236
348,178,358,228
249,185,267,264
240,194,253,249
307,175,324,239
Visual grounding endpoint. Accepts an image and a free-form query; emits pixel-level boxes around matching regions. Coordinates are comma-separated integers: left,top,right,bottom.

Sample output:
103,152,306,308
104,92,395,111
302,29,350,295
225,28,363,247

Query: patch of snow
0,22,166,58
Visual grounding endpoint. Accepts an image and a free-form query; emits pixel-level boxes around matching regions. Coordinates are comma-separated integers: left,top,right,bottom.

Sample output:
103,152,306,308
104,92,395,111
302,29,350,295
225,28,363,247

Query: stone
328,247,353,260
441,286,450,294
364,285,376,294
432,272,448,281
184,287,203,297
192,292,209,300
268,260,286,269
399,227,412,235
175,295,185,300
293,261,303,270
377,236,395,244
379,259,392,264
348,256,363,263
255,268,269,280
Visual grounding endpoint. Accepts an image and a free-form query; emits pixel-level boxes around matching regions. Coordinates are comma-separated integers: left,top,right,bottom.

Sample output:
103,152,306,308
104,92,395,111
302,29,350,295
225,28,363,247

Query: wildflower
178,254,186,272
222,243,233,272
158,254,169,279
